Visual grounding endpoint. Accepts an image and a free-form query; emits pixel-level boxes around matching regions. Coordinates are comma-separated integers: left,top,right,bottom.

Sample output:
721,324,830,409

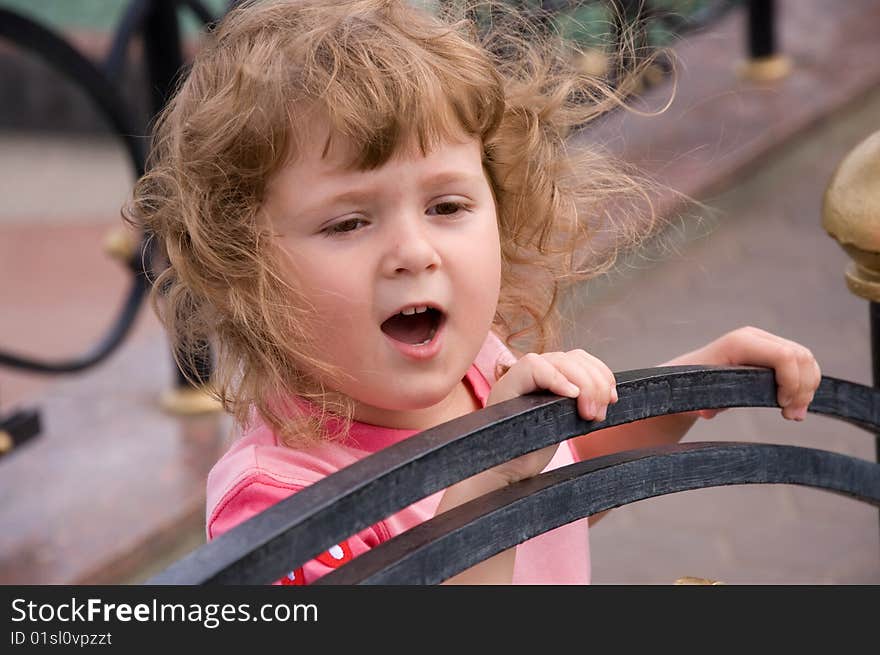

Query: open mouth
380,306,445,346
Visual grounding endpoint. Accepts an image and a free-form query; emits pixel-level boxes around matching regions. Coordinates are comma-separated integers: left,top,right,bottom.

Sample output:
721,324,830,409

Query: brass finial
736,54,792,82
160,386,224,415
103,227,138,264
0,430,13,455
674,576,726,585
822,130,880,302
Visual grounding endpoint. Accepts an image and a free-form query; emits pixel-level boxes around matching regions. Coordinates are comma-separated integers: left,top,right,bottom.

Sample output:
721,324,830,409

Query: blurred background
0,0,878,585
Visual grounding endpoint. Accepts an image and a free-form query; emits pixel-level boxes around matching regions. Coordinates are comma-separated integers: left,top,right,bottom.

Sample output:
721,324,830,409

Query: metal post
872,302,880,466
822,129,880,533
739,0,790,81
747,0,776,59
142,0,220,414
143,0,183,113
0,408,40,459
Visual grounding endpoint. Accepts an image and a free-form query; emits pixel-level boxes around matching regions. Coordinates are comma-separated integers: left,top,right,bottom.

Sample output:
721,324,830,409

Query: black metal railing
0,0,227,452
0,6,152,374
746,0,778,60
873,301,880,469
0,0,232,375
147,366,880,585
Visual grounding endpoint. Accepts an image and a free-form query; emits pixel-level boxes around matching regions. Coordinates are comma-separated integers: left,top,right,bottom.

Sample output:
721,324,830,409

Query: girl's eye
324,218,367,235
428,201,466,216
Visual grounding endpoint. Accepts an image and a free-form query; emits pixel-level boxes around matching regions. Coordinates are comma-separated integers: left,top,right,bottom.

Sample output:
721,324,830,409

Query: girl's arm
435,326,820,582
438,349,617,584
435,471,520,584
571,326,822,525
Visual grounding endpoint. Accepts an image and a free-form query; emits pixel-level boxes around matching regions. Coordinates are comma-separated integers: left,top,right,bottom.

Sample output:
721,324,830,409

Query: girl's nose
380,218,442,277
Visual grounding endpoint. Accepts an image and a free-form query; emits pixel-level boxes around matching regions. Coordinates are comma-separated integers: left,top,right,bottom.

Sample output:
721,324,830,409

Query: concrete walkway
575,84,880,585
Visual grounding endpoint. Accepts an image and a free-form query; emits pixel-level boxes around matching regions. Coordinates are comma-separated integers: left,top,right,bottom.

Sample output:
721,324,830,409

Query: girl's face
264,129,502,430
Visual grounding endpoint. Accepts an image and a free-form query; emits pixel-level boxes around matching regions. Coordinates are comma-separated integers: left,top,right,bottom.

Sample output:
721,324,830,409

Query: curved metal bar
0,9,147,177
102,0,152,81
146,367,880,584
104,0,219,81
0,8,152,374
317,441,880,584
0,274,150,374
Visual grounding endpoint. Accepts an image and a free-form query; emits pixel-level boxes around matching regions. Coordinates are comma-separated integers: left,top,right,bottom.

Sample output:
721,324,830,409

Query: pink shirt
206,332,591,584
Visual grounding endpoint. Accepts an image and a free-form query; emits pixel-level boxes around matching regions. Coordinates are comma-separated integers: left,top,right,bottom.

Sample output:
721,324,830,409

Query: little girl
128,0,821,584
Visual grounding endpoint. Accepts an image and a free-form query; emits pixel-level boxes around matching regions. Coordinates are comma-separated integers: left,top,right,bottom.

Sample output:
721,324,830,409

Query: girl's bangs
315,64,501,170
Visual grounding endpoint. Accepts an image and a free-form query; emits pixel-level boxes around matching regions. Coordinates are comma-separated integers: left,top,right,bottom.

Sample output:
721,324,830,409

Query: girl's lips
382,314,446,361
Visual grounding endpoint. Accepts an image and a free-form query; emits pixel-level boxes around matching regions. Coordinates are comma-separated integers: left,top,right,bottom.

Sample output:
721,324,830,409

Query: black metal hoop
0,1,218,375
146,366,880,585
0,8,153,374
319,441,878,584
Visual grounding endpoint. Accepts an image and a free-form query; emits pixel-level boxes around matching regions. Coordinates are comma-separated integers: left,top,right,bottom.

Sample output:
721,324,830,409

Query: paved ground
1,0,878,584
574,84,880,585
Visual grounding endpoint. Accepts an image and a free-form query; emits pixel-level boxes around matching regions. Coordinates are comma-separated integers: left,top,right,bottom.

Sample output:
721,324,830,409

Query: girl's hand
682,326,821,421
484,350,618,484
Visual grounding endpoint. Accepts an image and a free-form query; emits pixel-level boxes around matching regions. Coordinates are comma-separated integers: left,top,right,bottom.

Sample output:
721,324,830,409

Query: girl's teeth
400,306,429,316
414,326,437,346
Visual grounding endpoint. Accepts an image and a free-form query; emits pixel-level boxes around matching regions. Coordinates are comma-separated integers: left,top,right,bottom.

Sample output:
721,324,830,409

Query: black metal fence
146,366,880,584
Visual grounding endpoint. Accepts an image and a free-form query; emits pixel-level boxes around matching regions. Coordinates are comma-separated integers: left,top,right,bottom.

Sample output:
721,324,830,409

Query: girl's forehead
283,86,485,167
289,110,479,173
266,131,485,208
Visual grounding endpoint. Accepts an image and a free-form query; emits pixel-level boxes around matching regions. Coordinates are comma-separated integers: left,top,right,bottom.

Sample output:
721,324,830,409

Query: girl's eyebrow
417,170,480,188
315,188,373,208
317,171,480,208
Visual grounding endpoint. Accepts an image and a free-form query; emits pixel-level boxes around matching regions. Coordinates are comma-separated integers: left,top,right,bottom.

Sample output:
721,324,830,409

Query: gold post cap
674,576,726,585
104,227,138,263
160,386,224,415
0,430,13,454
822,130,880,301
736,54,792,82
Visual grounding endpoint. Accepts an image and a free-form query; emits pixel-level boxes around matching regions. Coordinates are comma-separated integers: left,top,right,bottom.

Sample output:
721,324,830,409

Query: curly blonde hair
126,0,661,446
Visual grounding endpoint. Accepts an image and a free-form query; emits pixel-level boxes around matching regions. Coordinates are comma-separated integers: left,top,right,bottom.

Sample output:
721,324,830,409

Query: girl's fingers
543,350,617,421
505,329,823,428
751,331,819,420
723,327,820,421
544,354,602,419
572,349,618,403
578,358,617,421
789,350,822,421
521,353,580,399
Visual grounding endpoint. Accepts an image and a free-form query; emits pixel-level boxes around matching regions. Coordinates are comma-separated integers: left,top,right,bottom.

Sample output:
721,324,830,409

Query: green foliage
555,4,613,49
0,0,732,46
0,0,229,33
556,0,731,48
